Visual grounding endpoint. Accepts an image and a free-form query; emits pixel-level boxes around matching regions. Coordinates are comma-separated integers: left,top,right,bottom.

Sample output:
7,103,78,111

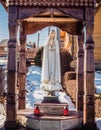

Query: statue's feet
48,91,55,96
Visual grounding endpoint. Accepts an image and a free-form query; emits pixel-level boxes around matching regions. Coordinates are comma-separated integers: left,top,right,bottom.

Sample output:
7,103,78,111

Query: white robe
40,31,62,91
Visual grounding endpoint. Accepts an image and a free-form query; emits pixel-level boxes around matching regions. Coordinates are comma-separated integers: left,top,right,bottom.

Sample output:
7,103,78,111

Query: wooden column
5,7,18,129
18,22,26,109
83,7,96,129
76,32,84,111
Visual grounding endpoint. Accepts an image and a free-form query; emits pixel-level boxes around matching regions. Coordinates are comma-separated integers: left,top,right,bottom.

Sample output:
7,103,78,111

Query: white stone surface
40,120,60,130
24,117,82,130
25,115,82,130
61,118,82,130
26,118,40,130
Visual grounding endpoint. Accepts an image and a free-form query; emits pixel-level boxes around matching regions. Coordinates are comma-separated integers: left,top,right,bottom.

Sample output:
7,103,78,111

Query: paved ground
0,127,82,130
0,126,99,130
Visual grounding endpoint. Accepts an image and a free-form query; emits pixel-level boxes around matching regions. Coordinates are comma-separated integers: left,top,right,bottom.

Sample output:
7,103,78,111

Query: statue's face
50,31,55,39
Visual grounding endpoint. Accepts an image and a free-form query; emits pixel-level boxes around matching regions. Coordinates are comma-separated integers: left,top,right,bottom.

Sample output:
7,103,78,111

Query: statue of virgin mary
40,30,62,94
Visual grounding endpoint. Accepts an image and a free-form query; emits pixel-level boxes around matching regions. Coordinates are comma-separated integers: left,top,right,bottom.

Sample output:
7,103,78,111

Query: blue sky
0,3,52,46
0,4,9,41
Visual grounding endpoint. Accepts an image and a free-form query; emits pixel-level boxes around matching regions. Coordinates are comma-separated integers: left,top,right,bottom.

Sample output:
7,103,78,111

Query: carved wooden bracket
22,21,83,35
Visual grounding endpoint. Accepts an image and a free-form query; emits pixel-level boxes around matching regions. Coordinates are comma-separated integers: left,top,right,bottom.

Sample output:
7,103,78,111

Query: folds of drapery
40,30,62,92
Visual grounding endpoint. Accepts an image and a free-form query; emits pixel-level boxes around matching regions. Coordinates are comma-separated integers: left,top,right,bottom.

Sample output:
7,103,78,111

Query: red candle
34,105,40,116
63,105,69,116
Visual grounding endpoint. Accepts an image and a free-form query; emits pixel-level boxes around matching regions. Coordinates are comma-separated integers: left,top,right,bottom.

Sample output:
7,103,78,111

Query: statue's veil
44,29,58,46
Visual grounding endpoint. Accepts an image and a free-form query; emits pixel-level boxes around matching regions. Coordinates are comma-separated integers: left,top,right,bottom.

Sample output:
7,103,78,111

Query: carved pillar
18,22,26,109
5,7,18,129
76,32,84,111
83,7,96,129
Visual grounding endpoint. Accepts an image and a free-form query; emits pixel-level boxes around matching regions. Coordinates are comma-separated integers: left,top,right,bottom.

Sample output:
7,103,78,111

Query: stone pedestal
42,96,60,103
34,103,68,116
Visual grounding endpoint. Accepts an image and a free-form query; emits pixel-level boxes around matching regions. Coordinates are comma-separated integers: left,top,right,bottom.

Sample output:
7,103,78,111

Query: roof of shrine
8,0,95,7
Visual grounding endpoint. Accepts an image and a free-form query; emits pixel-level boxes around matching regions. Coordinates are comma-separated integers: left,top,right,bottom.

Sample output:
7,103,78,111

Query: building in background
94,6,101,65
0,39,20,58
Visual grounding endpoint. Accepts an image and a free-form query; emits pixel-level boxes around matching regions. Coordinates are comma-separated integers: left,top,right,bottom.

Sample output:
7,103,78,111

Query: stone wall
27,48,39,59
63,71,76,104
60,48,73,79
95,96,101,117
94,7,101,62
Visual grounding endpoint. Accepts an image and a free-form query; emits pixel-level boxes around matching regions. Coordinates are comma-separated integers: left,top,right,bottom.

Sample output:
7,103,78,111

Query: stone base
17,109,83,130
34,103,68,116
42,96,60,103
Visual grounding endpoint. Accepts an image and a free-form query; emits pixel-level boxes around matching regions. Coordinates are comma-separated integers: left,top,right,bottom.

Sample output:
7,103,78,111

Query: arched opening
17,25,75,107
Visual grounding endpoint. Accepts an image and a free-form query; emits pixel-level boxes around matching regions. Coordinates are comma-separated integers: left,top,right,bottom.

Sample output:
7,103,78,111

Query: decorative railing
8,0,95,7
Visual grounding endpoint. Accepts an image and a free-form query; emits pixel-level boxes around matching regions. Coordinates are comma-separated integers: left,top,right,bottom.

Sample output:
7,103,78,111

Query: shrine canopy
8,0,95,7
5,0,95,36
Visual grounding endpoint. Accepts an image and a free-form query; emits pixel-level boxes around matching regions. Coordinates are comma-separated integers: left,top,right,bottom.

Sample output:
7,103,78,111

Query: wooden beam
22,20,83,35
23,17,78,22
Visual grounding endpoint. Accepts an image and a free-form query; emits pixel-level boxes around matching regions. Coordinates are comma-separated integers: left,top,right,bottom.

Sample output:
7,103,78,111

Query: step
17,109,83,130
